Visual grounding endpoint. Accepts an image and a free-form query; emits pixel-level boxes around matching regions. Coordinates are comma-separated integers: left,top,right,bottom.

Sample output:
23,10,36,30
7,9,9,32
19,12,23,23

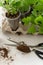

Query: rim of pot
6,12,21,20
21,6,31,15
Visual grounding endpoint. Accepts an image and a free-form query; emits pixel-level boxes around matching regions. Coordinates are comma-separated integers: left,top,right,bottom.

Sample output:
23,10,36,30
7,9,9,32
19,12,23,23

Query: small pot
20,22,31,31
6,12,21,31
21,24,29,31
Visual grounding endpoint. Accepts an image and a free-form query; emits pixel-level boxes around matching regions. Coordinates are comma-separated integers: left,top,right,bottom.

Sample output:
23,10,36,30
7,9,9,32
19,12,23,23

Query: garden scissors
5,38,43,60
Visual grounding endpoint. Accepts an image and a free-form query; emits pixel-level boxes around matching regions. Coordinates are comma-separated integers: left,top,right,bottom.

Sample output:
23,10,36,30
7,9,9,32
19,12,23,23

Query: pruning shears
5,38,43,60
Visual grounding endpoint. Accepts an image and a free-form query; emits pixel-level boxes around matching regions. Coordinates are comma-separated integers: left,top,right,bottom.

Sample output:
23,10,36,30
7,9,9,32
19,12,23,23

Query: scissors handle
35,50,43,59
29,43,43,49
37,43,43,47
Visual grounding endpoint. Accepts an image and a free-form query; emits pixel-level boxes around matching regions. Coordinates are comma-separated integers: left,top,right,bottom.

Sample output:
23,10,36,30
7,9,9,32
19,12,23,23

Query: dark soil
17,44,31,53
0,48,8,58
0,47,14,62
6,12,19,18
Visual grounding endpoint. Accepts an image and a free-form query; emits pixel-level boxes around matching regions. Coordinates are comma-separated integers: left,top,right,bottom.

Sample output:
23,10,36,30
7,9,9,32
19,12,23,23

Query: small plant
22,16,36,34
21,0,43,34
0,0,21,31
0,0,21,15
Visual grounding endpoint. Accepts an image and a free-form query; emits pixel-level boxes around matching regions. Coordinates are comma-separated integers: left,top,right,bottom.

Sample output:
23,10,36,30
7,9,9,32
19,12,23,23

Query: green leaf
32,0,43,15
39,26,43,34
35,15,43,26
27,24,36,34
22,16,31,25
19,0,30,13
0,1,3,6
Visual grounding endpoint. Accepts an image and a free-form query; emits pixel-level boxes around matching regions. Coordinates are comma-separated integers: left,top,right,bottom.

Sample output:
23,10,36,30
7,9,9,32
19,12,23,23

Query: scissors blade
5,44,17,47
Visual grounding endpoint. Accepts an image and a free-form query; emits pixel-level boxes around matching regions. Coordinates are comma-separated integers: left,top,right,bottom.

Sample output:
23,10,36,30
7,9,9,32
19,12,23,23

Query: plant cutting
0,0,21,31
21,15,36,34
21,0,43,34
21,15,36,33
21,16,31,31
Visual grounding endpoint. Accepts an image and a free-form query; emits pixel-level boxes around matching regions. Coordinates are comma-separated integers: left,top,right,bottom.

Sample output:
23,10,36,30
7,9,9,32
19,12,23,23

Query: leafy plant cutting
0,0,21,31
21,0,43,34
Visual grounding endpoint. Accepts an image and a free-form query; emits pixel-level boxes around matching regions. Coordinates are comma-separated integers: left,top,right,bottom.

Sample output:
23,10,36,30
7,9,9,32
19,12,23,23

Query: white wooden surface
0,7,43,65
